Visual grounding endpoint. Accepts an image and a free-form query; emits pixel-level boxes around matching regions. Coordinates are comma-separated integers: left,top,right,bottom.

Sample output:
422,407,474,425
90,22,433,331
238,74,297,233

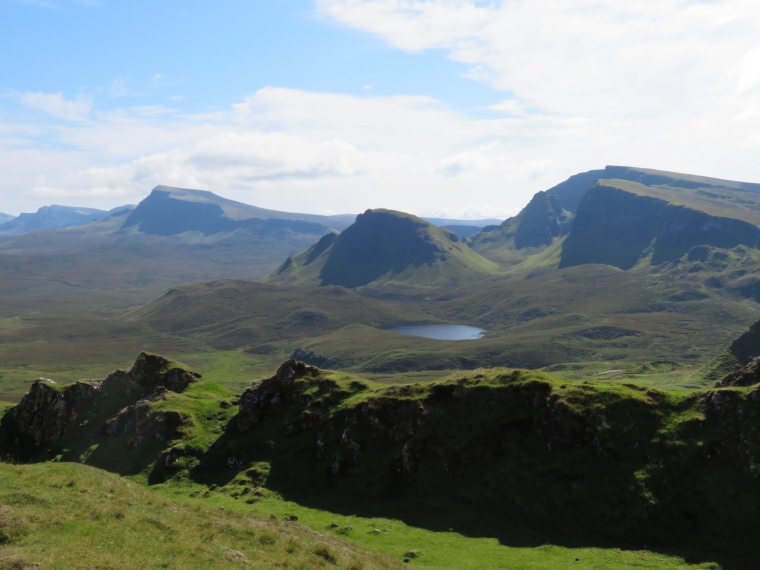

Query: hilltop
264,208,499,292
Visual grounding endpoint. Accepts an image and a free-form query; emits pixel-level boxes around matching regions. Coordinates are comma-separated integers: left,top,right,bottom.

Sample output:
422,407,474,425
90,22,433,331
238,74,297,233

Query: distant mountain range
0,186,358,308
0,189,499,240
0,204,134,237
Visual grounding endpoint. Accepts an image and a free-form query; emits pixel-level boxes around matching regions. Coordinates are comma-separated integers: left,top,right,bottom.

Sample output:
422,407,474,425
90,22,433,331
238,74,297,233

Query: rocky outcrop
214,362,760,557
2,379,98,446
0,352,199,449
237,360,321,432
716,357,760,388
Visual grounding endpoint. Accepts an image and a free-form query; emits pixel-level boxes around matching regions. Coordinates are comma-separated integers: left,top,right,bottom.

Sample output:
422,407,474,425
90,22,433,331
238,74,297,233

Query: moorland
3,166,760,568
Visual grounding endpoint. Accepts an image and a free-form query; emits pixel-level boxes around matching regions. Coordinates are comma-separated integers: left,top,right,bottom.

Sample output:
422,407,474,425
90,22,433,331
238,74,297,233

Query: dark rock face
0,352,198,449
560,184,760,269
717,357,760,387
2,380,98,446
237,360,320,432
514,191,570,249
223,362,760,558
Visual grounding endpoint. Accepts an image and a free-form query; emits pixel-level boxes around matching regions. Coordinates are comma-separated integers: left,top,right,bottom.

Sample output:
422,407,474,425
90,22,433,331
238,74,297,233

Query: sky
2,0,760,219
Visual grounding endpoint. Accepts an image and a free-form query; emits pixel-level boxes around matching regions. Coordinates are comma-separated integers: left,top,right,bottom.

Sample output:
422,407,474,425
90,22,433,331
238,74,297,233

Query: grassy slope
0,462,397,569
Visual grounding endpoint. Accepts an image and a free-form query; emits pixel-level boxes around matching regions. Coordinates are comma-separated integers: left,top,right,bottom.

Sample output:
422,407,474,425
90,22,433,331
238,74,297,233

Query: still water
386,324,486,341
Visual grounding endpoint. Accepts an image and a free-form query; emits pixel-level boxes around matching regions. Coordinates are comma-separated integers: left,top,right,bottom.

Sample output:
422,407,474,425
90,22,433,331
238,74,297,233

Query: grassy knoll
0,462,397,569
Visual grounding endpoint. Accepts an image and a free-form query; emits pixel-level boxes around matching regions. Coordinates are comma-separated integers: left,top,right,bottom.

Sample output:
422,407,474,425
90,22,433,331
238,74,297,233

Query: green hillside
264,209,499,291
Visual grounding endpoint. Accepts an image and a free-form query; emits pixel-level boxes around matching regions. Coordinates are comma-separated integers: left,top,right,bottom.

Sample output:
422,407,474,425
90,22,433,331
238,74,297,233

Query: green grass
0,462,398,569
157,484,718,569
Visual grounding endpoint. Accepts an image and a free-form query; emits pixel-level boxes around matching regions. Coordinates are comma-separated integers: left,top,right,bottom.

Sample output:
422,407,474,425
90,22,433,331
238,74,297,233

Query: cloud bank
2,0,760,219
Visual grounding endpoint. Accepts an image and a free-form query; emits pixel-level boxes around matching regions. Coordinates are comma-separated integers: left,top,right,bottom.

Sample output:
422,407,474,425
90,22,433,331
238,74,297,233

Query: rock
0,352,199,450
237,360,319,432
716,357,760,387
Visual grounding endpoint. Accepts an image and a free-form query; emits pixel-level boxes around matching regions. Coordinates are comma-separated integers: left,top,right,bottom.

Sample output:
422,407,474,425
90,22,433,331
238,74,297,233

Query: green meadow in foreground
0,461,719,569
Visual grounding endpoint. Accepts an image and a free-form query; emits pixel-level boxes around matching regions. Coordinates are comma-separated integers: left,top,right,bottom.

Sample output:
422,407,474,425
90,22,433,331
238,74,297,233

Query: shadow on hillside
189,432,750,570
266,487,745,569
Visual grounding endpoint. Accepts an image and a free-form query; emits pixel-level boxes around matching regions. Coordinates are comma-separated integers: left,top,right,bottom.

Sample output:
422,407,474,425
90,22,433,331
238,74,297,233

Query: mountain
0,186,356,308
0,204,134,237
121,185,349,237
469,165,760,270
263,208,499,291
0,212,14,224
560,177,760,270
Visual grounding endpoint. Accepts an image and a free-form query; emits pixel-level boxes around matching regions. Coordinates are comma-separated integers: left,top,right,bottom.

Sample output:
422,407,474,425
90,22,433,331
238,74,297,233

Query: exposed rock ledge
0,352,199,447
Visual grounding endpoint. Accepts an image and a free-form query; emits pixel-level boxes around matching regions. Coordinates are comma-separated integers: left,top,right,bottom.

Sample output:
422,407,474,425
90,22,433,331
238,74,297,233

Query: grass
156,484,719,569
0,462,398,569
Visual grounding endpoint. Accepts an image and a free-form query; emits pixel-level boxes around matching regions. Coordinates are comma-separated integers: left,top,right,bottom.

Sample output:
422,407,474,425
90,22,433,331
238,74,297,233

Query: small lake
386,324,486,341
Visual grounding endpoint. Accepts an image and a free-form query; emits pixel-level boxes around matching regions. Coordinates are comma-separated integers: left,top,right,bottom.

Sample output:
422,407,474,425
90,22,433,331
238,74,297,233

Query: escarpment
560,183,760,269
9,355,760,557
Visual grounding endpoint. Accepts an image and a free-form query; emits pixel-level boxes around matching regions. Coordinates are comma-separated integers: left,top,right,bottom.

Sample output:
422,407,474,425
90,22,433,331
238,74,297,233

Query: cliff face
3,379,98,446
560,184,760,269
0,353,199,452
514,191,570,249
319,209,444,287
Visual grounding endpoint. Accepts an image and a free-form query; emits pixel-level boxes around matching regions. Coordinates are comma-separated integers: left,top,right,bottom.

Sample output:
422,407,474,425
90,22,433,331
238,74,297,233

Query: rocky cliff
560,182,760,269
513,191,570,249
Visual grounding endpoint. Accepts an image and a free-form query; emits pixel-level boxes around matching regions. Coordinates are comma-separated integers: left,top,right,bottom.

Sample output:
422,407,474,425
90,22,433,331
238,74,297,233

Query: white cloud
6,1,760,218
2,86,562,216
20,91,92,121
311,0,760,187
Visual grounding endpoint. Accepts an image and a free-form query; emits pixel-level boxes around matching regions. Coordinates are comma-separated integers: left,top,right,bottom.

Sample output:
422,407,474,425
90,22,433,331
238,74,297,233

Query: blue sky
2,0,760,218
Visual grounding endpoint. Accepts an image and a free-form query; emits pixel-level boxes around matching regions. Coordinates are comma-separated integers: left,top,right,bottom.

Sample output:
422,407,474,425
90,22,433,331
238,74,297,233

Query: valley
4,166,760,567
